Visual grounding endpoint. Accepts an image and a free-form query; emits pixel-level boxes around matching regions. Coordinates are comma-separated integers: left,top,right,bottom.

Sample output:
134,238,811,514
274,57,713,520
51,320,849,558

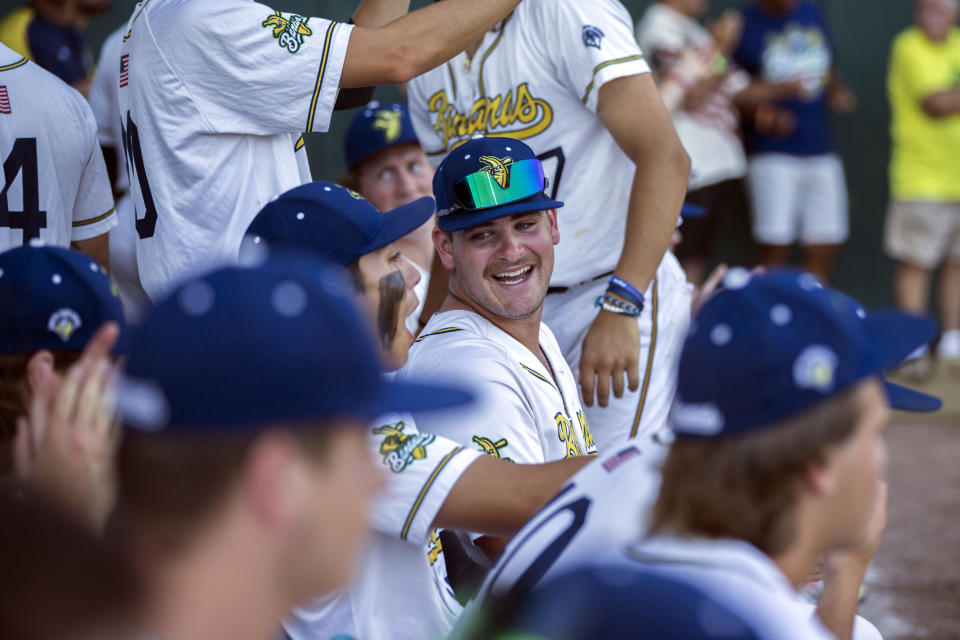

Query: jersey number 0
121,111,158,239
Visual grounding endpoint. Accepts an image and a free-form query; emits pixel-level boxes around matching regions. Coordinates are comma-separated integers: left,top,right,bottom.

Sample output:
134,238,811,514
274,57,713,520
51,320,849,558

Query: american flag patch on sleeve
119,54,130,88
0,86,10,114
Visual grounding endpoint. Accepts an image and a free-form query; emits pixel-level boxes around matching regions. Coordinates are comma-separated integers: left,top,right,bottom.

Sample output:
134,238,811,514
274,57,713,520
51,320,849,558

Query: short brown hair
651,386,865,555
0,351,83,476
109,427,336,561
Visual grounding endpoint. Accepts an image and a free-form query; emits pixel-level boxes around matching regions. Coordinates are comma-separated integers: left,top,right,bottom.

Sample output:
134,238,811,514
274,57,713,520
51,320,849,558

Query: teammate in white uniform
400,137,596,471
244,181,590,640
0,42,115,263
88,26,150,318
469,270,940,640
407,0,692,450
115,0,534,300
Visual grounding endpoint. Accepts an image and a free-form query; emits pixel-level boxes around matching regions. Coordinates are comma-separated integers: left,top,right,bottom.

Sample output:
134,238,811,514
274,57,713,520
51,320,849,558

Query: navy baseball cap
116,252,472,433
0,246,126,354
670,268,941,438
246,181,434,267
344,102,421,171
433,137,563,232
487,566,763,639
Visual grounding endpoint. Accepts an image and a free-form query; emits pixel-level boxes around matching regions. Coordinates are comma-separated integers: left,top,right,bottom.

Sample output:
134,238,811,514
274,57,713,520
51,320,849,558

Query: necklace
448,290,481,315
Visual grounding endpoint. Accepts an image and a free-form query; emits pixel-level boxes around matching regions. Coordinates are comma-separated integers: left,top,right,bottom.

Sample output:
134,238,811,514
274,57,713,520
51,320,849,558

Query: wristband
595,294,641,317
608,276,645,307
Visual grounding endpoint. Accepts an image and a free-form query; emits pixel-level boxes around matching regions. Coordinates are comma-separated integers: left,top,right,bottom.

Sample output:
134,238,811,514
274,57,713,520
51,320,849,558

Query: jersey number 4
121,111,158,239
0,138,47,243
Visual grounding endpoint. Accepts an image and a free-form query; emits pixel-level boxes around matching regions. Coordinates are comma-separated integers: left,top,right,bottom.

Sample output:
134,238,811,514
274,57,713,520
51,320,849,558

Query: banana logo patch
472,435,513,461
373,421,435,472
478,155,513,189
373,109,403,143
262,11,312,54
47,308,82,343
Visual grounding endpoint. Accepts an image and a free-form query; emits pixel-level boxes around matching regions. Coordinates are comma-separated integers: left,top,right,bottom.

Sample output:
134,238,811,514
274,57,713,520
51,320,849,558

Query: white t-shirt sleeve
70,100,117,241
89,30,121,148
367,413,481,545
159,0,353,135
540,0,651,112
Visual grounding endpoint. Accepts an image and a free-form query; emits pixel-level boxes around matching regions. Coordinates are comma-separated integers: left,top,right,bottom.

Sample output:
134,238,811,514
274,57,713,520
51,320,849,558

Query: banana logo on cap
372,109,403,143
478,156,513,189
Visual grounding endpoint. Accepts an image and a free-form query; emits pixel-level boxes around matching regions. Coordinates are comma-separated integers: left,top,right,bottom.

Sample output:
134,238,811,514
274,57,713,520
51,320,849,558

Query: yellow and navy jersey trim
0,57,28,72
581,54,646,104
294,135,305,151
400,446,463,541
629,274,658,438
476,14,513,121
519,362,556,390
306,21,337,133
414,326,463,343
72,207,116,227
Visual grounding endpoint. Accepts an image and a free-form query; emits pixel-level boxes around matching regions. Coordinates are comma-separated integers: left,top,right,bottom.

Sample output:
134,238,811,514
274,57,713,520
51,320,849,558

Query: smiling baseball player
0,41,115,265
399,137,597,471
407,0,691,451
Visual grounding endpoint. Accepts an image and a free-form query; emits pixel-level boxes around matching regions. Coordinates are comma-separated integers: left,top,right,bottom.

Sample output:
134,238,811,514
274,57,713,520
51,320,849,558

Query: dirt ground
859,366,960,639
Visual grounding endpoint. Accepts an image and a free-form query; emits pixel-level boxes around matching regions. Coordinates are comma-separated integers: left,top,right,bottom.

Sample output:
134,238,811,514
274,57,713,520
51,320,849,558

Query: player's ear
800,455,838,499
244,431,305,530
24,350,56,395
433,226,455,271
547,209,560,245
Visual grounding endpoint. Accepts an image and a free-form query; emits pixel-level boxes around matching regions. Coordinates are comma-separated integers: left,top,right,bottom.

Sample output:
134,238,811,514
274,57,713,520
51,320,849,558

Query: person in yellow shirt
886,0,960,377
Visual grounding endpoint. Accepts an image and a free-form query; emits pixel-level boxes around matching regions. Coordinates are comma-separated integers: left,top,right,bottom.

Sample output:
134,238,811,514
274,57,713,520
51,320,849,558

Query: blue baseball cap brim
368,196,437,255
883,381,942,412
437,194,564,232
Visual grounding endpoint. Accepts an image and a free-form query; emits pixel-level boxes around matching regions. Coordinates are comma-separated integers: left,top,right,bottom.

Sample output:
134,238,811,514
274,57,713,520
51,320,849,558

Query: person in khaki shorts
885,0,960,375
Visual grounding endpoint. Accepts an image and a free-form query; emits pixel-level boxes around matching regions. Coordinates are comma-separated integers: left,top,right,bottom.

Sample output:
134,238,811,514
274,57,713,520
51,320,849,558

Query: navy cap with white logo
433,137,563,232
118,252,472,433
343,102,421,171
670,268,941,438
0,246,126,354
245,181,434,267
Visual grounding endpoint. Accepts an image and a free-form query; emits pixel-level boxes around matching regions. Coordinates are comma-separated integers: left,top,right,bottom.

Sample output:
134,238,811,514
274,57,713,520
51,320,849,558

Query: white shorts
542,253,692,450
747,153,849,245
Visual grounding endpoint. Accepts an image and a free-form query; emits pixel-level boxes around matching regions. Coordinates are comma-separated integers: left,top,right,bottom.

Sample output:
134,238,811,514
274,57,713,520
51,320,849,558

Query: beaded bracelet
595,294,641,317
608,276,645,309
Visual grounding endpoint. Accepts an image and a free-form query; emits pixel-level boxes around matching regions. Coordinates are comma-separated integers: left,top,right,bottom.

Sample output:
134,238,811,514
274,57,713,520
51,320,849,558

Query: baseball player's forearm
350,0,411,28
340,0,522,87
814,558,868,640
72,234,110,271
434,455,591,536
598,74,688,290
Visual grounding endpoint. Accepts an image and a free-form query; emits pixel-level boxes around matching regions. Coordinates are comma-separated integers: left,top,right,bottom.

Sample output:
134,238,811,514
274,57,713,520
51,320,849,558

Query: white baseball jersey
407,0,692,448
89,27,150,318
407,0,652,288
0,43,116,251
285,412,481,640
398,310,597,464
117,0,351,300
463,443,662,617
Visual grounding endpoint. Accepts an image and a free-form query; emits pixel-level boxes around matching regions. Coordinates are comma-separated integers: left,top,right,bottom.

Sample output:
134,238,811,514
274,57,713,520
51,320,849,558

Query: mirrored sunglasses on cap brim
438,158,549,217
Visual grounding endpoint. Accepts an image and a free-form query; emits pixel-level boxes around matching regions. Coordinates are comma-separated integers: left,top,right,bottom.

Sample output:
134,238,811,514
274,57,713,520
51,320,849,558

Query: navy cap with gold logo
344,102,421,171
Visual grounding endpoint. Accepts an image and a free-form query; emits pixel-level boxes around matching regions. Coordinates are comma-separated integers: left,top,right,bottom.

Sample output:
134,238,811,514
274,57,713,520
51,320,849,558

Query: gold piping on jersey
0,57,28,72
519,362,556,390
122,0,151,42
629,274,658,439
294,135,305,151
400,446,463,541
476,14,513,114
446,62,457,100
306,21,337,133
580,54,646,104
72,207,116,227
413,326,463,343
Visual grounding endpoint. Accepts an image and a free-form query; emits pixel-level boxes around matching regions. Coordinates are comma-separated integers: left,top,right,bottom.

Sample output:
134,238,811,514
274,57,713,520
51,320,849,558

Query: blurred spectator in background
886,0,960,378
636,0,749,286
731,0,857,283
342,103,436,334
0,0,110,96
